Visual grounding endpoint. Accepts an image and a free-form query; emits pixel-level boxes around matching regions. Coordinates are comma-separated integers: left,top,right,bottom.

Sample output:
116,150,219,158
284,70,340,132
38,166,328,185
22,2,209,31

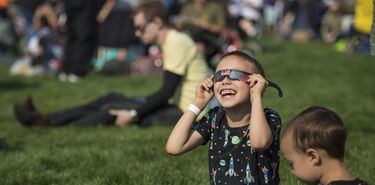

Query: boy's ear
306,148,321,166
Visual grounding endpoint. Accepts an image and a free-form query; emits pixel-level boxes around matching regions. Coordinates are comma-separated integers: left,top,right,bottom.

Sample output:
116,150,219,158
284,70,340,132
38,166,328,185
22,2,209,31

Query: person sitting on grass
175,0,226,69
280,106,369,185
13,1,209,127
166,50,283,185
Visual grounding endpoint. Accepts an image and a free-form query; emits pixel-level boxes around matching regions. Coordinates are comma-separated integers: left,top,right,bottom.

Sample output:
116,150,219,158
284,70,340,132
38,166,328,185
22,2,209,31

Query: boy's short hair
133,1,168,25
282,106,347,160
219,50,266,77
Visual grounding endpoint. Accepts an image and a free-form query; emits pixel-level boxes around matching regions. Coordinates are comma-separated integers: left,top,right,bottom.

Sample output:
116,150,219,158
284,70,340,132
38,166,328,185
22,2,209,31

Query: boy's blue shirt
194,107,281,185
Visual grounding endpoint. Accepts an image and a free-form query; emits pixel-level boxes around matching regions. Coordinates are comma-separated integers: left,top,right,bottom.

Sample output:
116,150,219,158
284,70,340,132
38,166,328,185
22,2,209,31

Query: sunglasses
135,20,152,34
214,69,283,97
214,69,250,82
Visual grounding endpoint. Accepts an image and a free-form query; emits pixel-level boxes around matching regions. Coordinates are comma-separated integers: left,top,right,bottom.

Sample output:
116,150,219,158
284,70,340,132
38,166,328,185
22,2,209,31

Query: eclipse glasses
214,69,283,97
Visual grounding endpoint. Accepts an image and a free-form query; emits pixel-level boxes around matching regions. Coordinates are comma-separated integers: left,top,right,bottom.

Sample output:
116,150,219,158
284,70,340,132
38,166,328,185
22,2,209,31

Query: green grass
1,40,374,185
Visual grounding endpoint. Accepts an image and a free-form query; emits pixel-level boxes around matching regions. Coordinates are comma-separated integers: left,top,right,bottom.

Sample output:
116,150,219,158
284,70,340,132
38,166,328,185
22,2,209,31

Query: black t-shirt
328,178,369,185
194,107,281,185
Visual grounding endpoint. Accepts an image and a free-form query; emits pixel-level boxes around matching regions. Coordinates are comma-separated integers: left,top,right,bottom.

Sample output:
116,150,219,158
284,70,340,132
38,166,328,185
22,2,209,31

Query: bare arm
165,111,205,155
33,3,58,30
97,0,115,23
247,74,273,151
281,13,295,37
166,76,214,155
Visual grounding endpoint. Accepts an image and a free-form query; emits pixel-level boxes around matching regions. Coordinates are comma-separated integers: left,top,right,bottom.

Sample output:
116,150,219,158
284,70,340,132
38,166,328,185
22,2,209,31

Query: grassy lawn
0,40,374,185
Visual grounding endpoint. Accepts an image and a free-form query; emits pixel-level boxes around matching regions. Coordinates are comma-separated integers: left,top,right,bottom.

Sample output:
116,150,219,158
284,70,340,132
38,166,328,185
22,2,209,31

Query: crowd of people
14,0,210,127
0,0,373,79
3,0,374,184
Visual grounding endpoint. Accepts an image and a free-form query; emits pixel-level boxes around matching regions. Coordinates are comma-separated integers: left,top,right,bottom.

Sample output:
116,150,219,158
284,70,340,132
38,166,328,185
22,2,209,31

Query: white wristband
187,104,201,116
129,109,138,117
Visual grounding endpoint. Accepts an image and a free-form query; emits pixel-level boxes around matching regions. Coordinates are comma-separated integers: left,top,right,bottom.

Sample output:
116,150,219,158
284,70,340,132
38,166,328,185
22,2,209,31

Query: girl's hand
247,74,268,100
109,109,134,127
193,76,214,109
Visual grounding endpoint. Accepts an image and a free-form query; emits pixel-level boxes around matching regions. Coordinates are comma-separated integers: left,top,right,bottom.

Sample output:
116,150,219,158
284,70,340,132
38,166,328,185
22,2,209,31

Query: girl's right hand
193,76,214,109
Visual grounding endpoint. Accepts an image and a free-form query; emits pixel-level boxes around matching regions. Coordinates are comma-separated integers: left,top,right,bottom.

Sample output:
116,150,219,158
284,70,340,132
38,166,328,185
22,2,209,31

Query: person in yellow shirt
14,1,210,127
353,0,373,34
345,0,373,54
371,0,375,56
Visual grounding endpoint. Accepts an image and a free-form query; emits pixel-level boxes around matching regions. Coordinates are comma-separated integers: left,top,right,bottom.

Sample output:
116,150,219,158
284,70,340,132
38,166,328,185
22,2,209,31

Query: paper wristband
129,109,138,117
187,104,201,116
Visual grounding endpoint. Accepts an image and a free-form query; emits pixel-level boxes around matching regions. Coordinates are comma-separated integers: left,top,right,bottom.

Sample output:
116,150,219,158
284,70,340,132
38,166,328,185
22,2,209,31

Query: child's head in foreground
280,106,347,184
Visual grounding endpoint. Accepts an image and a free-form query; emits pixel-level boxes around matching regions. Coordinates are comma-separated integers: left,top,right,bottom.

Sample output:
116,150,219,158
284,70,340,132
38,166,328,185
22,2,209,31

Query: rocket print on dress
225,157,238,177
211,113,217,129
210,113,217,150
262,166,269,184
212,169,217,185
271,162,278,179
224,129,230,147
194,107,281,184
243,163,255,185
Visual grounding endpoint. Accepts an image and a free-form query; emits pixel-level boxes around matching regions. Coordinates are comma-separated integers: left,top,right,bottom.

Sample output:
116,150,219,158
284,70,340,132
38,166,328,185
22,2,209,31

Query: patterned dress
194,107,281,185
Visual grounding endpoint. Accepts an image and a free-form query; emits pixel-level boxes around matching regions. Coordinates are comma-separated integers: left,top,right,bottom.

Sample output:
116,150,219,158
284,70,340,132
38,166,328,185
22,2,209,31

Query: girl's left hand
247,74,268,98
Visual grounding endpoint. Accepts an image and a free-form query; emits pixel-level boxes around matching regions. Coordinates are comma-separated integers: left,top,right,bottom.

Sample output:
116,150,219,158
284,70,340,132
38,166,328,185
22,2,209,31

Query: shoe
67,74,80,83
58,72,67,82
13,96,50,127
59,73,80,83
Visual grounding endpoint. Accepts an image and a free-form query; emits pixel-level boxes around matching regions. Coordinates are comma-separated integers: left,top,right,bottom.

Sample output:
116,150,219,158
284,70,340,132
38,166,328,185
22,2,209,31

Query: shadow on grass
0,80,40,91
0,138,23,152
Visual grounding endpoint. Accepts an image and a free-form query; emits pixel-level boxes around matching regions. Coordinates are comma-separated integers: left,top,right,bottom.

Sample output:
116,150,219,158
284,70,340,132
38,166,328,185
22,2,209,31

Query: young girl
166,50,282,185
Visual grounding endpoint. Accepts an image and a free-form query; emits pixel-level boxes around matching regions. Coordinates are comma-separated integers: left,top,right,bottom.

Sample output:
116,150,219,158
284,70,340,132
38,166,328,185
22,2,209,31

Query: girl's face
213,56,255,109
280,133,321,184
